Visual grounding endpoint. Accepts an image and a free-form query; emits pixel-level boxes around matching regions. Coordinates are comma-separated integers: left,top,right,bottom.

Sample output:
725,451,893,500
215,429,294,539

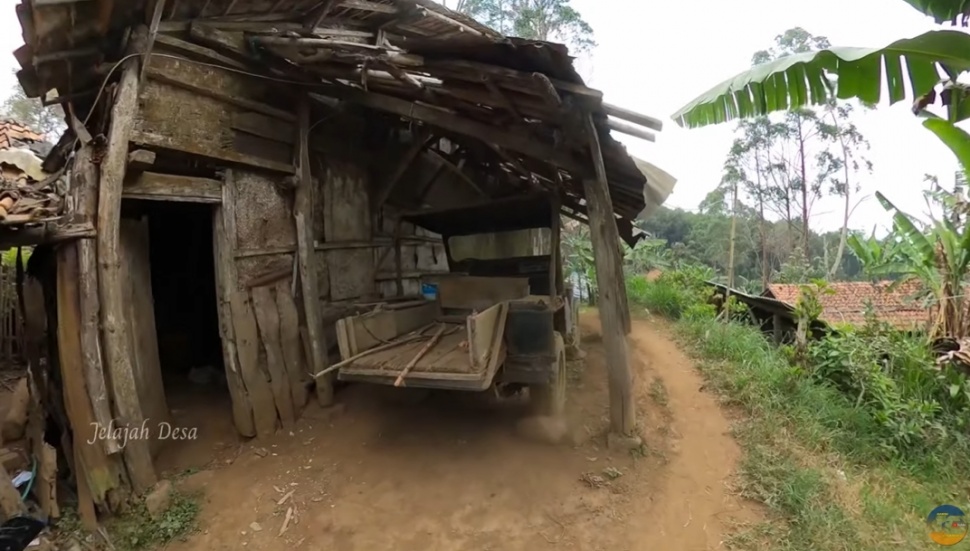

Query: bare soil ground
160,313,762,551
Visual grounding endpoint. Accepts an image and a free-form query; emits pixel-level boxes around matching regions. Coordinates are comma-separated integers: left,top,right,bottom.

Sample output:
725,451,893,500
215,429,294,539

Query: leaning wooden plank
294,95,331,406
123,171,222,203
213,178,256,437
251,286,296,429
230,289,278,438
120,218,170,456
96,26,157,493
274,280,309,411
72,440,96,530
58,245,126,504
36,442,59,521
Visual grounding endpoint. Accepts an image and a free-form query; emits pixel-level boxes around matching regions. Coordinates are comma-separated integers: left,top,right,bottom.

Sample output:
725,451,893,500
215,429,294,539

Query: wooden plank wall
128,37,452,439
223,170,309,437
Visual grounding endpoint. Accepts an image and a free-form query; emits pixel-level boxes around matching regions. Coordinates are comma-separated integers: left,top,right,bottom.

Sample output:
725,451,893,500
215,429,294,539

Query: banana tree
848,187,970,339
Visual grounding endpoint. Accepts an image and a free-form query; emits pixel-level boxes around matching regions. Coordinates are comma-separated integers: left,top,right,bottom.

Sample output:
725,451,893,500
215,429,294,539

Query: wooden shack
10,0,665,520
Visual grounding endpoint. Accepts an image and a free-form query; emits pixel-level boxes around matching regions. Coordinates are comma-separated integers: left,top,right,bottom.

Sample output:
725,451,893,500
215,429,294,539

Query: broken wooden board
274,280,309,410
230,289,278,438
421,275,529,311
213,184,257,438
251,286,296,430
335,301,437,359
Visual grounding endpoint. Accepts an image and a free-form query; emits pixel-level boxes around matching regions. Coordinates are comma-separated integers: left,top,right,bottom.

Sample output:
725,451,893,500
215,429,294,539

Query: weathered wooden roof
13,0,667,244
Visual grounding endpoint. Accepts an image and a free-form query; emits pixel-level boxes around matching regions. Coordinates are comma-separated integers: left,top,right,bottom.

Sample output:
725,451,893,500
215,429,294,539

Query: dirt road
163,313,761,551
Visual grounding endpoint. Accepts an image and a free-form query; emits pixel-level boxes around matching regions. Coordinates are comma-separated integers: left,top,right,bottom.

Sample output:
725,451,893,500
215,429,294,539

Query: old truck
333,195,576,415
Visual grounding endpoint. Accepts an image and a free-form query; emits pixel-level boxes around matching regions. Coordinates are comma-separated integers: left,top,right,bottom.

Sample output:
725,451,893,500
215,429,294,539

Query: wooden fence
0,263,21,367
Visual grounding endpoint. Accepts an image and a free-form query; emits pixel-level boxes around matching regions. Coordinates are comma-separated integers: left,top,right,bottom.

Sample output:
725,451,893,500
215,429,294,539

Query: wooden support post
549,192,561,297
96,26,157,492
581,114,637,440
772,313,783,345
74,144,120,455
394,218,404,298
294,95,332,406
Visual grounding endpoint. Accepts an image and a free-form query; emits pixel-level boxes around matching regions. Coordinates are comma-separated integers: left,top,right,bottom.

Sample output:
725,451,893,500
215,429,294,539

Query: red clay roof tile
765,280,928,330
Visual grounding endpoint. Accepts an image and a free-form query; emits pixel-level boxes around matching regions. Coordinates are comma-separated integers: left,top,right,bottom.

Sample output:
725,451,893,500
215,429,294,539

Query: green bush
626,264,715,319
810,324,970,461
634,266,970,467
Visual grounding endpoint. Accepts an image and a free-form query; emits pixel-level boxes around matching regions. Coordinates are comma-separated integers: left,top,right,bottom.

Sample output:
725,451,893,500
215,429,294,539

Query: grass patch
108,489,201,551
679,320,963,551
624,272,970,551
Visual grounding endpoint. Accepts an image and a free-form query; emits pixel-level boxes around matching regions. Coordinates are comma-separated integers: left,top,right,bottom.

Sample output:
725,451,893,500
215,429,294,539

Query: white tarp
633,157,678,219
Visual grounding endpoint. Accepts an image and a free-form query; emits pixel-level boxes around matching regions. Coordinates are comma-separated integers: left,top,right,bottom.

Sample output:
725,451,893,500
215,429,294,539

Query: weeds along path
158,312,758,551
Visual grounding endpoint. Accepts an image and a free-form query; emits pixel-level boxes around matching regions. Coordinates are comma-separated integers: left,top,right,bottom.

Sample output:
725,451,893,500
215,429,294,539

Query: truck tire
530,332,566,417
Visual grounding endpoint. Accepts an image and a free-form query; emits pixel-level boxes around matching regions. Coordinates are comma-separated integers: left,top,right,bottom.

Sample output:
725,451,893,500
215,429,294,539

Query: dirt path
162,313,760,551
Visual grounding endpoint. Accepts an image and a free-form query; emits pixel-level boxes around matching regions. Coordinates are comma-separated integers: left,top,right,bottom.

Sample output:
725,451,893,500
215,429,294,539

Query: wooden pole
581,114,637,439
74,143,120,455
294,94,333,406
96,25,157,492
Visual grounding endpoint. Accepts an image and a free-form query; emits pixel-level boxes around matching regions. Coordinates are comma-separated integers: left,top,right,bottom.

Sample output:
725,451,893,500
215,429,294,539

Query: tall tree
443,0,595,52
816,101,873,278
0,72,65,140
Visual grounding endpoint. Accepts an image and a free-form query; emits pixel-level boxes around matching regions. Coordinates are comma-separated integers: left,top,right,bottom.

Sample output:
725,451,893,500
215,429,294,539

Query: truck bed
336,303,509,391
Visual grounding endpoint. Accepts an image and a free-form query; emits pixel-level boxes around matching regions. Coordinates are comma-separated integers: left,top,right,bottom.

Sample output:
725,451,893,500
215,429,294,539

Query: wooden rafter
426,149,487,198
140,0,168,82
306,0,339,30
374,128,434,211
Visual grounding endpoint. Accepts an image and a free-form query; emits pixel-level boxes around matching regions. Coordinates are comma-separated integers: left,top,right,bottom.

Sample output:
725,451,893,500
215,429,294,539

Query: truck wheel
531,333,566,417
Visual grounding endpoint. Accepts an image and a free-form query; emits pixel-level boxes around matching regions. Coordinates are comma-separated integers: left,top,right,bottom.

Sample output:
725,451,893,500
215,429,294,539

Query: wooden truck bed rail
334,302,509,391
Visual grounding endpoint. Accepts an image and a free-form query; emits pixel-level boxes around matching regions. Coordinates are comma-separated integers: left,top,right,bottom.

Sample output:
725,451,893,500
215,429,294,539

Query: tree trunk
754,152,769,288
798,122,810,262
829,134,852,279
727,180,738,290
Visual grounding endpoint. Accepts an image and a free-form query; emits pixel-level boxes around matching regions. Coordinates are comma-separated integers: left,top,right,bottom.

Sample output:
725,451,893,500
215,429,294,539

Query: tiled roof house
763,280,928,330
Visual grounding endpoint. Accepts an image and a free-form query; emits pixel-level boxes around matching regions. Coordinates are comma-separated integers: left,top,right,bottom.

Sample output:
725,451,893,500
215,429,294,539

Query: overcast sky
568,0,961,235
0,0,960,234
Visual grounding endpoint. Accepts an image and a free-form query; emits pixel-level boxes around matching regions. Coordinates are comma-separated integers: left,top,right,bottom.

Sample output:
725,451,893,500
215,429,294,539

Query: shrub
627,264,715,319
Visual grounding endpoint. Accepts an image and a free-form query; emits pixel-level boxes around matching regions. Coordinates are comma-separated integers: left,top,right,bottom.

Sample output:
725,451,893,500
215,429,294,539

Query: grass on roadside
627,274,969,551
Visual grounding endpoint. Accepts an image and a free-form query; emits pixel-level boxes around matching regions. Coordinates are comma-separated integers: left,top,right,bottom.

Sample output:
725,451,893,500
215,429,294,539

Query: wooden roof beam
607,118,656,142
374,128,434,211
338,0,398,13
309,89,585,175
306,0,338,30
415,6,482,36
603,102,663,132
